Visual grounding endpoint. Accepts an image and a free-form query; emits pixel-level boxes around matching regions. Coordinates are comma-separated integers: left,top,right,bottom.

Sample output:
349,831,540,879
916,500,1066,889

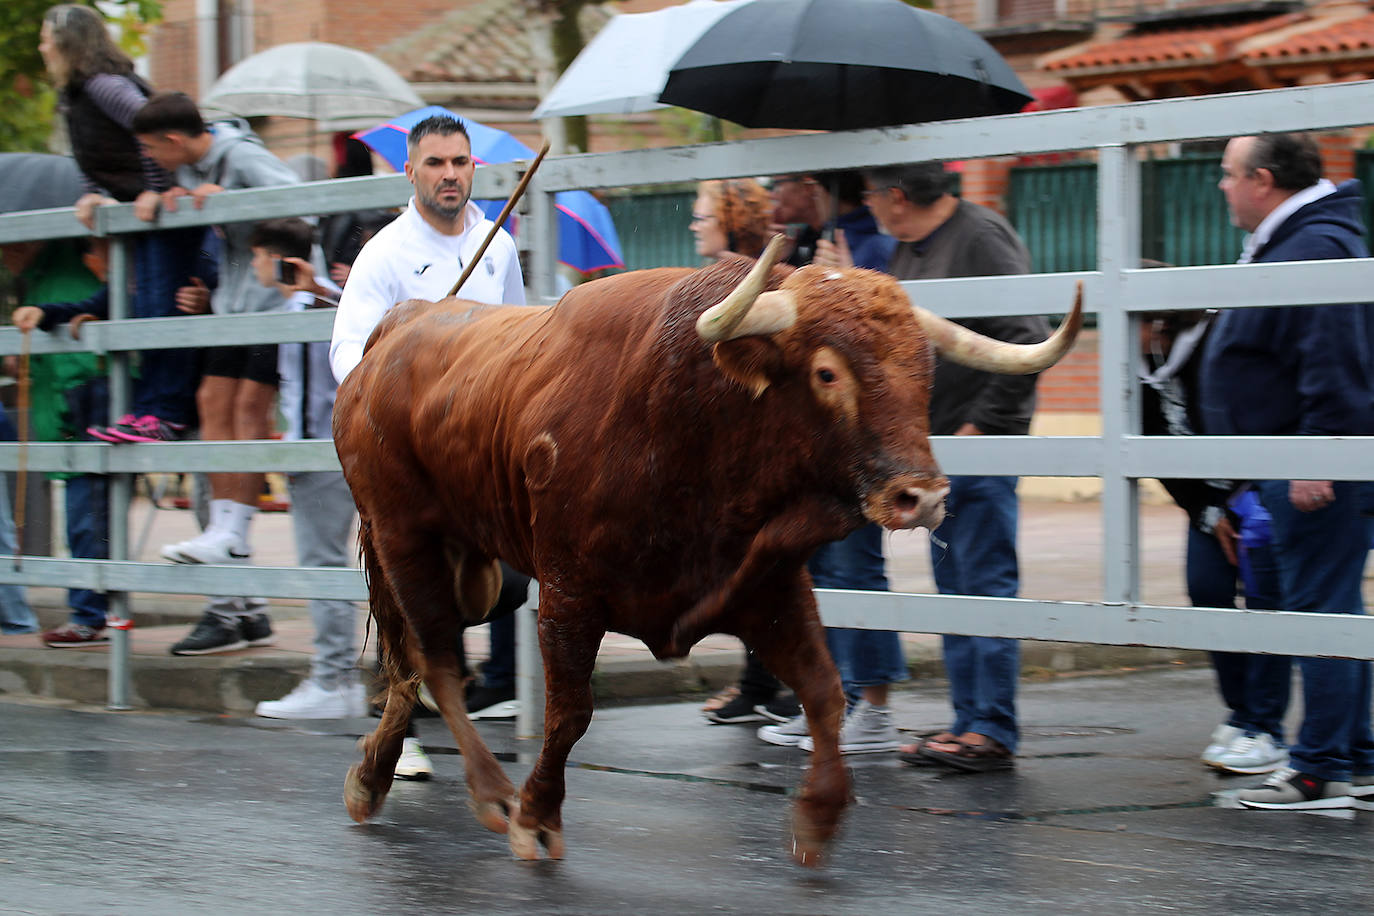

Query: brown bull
333,235,1082,866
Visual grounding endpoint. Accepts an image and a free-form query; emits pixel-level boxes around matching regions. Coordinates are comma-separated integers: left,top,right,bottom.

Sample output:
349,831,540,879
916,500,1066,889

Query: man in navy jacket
1201,132,1374,812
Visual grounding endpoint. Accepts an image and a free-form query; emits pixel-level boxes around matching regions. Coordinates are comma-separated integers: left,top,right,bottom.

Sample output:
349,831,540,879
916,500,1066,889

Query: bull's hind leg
509,601,605,861
344,520,421,821
348,519,518,832
740,580,850,868
345,670,416,823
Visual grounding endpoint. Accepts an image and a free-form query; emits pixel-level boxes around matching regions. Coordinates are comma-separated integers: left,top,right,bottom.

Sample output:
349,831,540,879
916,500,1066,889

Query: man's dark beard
419,182,469,220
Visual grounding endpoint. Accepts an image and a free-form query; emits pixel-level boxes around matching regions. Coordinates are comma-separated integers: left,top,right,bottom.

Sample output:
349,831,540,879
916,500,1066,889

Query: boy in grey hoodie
133,91,300,655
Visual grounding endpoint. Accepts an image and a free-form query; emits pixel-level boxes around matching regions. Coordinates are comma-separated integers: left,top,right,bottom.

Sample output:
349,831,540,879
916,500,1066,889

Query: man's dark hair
862,162,956,207
131,92,206,137
406,114,471,161
1246,133,1323,191
815,169,866,208
249,218,314,262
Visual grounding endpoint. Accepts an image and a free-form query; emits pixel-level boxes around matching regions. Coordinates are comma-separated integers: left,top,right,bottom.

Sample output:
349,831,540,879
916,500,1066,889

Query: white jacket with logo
329,198,525,383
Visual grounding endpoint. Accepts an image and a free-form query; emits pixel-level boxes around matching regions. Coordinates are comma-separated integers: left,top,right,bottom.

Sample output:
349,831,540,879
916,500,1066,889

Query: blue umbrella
355,106,624,274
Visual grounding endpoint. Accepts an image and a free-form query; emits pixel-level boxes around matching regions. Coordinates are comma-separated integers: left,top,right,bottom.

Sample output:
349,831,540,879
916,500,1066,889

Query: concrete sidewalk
0,498,1212,712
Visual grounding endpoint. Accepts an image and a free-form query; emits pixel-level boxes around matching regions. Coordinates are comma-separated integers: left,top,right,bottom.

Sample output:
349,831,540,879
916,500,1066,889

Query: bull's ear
711,337,784,398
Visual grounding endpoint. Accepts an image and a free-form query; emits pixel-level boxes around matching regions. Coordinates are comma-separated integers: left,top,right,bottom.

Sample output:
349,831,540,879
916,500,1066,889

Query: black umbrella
0,153,84,214
658,0,1033,131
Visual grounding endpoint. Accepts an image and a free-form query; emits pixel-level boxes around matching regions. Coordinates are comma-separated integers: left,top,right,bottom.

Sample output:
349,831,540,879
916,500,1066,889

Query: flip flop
918,736,1015,773
898,731,960,767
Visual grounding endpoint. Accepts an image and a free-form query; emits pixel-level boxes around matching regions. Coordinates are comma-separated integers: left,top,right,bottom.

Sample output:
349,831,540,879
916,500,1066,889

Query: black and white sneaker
704,693,770,725
1236,766,1352,810
755,693,801,724
169,611,247,656
238,612,275,647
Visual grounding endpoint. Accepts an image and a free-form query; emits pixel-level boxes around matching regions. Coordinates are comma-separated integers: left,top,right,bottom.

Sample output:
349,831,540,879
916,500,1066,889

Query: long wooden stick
13,328,31,571
446,140,552,298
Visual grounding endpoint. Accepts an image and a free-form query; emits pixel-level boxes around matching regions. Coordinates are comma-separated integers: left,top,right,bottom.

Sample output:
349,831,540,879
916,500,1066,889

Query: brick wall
1035,328,1099,413
317,0,472,54
147,0,197,94
958,158,1014,213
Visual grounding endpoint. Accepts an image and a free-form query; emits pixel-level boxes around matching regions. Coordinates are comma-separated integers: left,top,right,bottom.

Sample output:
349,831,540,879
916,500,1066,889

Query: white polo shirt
330,198,525,382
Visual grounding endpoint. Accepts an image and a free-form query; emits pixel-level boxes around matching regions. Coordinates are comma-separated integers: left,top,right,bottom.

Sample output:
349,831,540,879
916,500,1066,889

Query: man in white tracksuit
330,113,530,779
329,115,524,382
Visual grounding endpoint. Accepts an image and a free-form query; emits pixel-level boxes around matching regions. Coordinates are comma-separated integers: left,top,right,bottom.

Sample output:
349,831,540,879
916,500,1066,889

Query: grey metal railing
1,81,1372,724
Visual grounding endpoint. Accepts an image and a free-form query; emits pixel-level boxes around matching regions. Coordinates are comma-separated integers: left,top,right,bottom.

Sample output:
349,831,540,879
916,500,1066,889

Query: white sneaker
1201,723,1244,766
395,737,433,781
758,713,809,747
162,528,251,565
1210,732,1289,775
255,680,366,719
798,700,900,754
1351,773,1374,811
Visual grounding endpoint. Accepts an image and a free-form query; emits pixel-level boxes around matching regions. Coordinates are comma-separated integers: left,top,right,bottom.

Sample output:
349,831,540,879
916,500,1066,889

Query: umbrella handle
447,140,552,298
13,328,30,571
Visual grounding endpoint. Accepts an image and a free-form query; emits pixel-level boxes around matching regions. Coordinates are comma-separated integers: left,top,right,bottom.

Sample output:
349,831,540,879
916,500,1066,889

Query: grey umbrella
201,42,423,132
658,0,1032,131
0,153,85,213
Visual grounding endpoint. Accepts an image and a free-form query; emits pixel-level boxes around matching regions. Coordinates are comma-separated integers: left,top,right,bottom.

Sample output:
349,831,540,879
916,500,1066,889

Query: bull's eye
817,368,837,384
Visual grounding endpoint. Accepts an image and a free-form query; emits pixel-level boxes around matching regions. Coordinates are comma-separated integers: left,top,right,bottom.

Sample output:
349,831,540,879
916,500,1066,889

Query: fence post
1095,145,1143,607
104,232,134,710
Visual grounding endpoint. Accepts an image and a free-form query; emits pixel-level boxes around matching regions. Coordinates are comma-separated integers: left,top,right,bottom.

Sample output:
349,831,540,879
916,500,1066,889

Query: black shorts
202,343,280,386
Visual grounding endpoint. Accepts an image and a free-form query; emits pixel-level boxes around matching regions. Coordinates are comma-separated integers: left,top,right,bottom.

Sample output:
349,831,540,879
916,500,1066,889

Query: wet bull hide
333,236,1082,866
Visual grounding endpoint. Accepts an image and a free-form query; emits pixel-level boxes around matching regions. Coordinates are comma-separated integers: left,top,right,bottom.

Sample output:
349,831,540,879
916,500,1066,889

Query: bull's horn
915,281,1084,375
696,234,797,342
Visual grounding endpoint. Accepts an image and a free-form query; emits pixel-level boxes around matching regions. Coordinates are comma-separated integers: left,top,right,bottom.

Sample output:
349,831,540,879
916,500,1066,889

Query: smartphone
275,259,297,285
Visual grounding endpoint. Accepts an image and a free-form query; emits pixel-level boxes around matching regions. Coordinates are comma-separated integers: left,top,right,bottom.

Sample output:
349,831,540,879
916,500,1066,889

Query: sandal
898,731,959,767
918,735,1015,773
700,685,740,713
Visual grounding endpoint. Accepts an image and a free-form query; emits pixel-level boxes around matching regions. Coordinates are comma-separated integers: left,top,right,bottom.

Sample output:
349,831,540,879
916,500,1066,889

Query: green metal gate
603,189,699,271
1009,156,1248,272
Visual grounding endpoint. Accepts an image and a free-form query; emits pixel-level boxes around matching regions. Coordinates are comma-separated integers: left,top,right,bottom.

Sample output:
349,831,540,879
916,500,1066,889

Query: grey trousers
287,471,359,688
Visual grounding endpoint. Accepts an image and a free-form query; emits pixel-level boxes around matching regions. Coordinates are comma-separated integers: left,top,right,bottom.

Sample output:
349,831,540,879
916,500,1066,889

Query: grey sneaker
1201,723,1244,766
758,713,809,747
1210,732,1288,775
1351,773,1373,811
798,700,900,754
1236,766,1352,810
394,737,433,781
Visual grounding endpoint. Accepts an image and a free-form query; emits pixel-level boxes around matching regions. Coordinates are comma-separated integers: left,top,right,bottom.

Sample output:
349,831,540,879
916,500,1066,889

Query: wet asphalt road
3,667,1372,915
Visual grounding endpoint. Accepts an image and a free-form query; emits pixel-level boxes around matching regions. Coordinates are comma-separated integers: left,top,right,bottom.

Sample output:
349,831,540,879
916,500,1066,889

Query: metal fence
2,81,1373,727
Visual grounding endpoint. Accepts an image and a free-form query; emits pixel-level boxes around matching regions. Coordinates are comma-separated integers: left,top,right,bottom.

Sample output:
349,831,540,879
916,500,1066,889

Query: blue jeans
0,471,36,633
65,475,109,629
1186,524,1290,742
1256,479,1374,781
810,523,906,691
131,228,204,425
930,476,1021,752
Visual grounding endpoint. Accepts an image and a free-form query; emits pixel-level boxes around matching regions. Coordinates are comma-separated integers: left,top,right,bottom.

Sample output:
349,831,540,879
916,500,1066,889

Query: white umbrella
202,42,423,130
531,0,754,119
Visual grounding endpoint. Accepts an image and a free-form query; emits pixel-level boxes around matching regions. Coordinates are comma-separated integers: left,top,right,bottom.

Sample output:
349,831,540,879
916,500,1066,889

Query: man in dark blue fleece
1202,132,1374,812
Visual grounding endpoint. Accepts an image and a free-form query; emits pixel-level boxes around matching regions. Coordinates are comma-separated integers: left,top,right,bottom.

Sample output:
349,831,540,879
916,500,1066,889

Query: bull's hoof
344,764,386,823
470,794,520,835
789,831,826,869
789,808,836,868
508,817,565,861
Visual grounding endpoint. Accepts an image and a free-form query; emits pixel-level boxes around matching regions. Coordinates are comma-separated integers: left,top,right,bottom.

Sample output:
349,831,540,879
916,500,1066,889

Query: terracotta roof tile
1046,11,1306,72
1246,11,1374,59
377,0,611,85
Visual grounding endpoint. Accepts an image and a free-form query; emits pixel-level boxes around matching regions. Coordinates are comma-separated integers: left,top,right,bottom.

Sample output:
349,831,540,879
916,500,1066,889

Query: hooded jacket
1200,179,1374,436
175,119,300,315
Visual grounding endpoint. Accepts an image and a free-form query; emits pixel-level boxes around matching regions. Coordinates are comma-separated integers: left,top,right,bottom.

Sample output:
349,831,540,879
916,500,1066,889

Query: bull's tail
357,516,419,700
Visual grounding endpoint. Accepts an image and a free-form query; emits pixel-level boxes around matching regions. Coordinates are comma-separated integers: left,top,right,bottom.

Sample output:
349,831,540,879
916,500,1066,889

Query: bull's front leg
741,581,850,868
509,598,604,861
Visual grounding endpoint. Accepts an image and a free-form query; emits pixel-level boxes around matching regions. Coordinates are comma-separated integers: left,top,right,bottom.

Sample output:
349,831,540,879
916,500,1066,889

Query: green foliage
0,0,162,152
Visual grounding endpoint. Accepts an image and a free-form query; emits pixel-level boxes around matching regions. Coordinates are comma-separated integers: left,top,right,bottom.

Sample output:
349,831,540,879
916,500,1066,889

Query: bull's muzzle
865,478,950,532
